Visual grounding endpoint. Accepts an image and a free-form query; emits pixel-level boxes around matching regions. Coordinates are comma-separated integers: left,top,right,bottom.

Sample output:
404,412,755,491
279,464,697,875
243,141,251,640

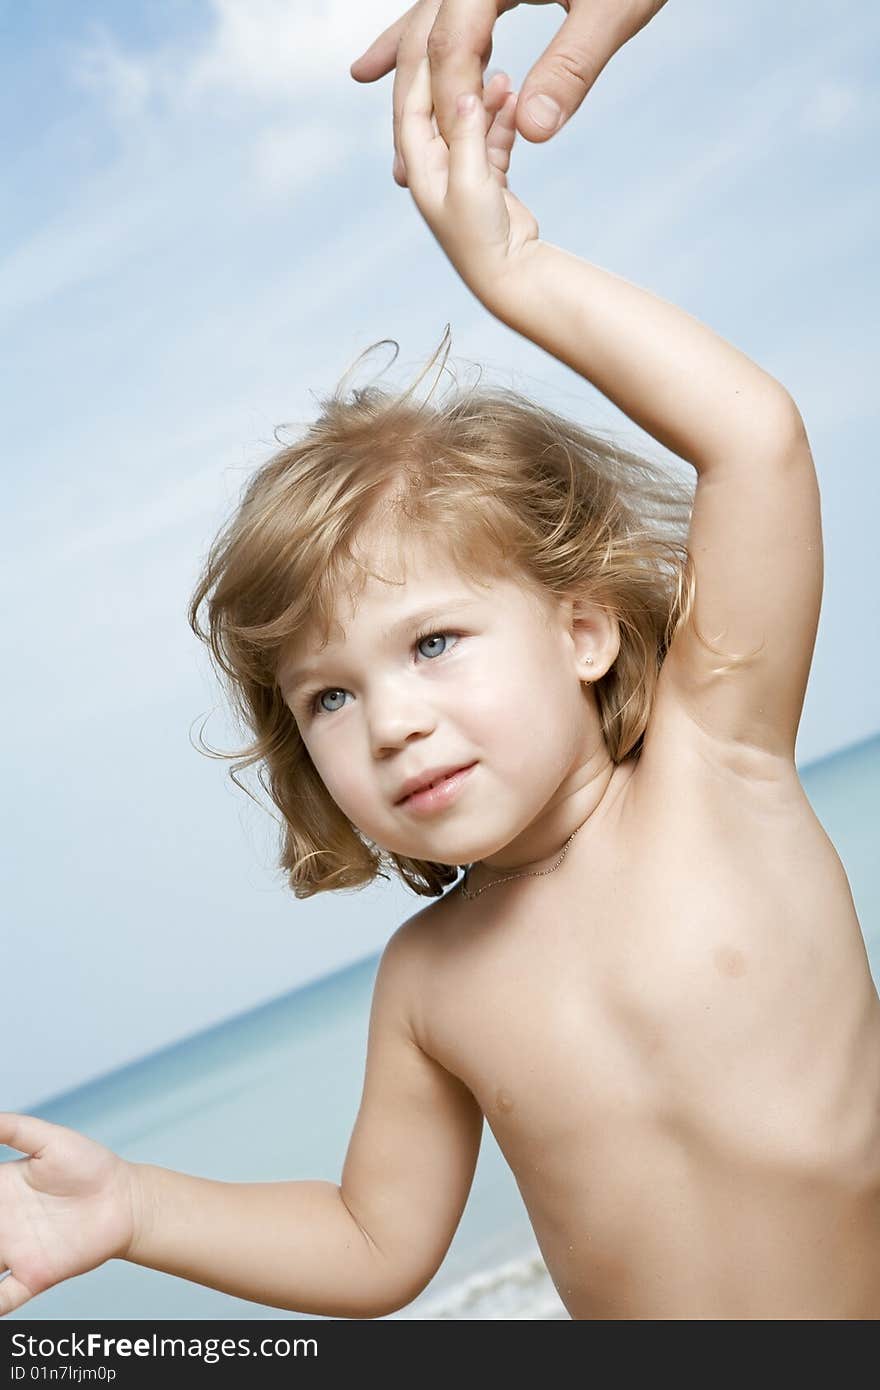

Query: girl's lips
398,763,477,814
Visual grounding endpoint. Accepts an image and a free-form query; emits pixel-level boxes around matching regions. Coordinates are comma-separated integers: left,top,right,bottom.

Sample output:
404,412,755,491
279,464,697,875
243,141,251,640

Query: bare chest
420,754,878,1179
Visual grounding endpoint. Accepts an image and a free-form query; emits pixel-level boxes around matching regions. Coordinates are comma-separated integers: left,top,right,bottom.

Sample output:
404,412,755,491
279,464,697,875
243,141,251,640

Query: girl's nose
366,688,438,757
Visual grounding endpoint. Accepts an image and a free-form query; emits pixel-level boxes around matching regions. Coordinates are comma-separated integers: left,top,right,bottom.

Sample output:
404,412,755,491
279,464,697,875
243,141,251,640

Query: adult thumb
516,1,655,143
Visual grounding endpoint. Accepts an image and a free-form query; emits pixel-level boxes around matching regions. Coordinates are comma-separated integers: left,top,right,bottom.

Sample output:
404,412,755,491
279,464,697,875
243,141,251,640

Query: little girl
1,60,877,1320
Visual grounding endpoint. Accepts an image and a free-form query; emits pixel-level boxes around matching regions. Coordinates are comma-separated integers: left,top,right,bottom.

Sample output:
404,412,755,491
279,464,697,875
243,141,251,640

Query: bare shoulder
387,890,459,959
380,891,465,1046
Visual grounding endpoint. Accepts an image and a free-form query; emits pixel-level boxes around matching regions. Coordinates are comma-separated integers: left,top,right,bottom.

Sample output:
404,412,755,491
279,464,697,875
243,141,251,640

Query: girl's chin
403,843,500,868
377,832,487,866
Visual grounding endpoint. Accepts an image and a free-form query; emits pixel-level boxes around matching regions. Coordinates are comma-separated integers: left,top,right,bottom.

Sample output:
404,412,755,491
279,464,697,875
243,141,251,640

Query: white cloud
7,3,402,318
50,0,400,254
186,0,400,103
68,0,401,118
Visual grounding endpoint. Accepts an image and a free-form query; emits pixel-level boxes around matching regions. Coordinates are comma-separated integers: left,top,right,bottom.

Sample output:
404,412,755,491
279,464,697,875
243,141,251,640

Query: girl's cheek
464,657,522,716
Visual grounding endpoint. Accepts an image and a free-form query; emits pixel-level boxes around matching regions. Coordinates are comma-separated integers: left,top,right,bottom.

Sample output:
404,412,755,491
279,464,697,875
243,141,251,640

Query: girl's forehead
352,521,462,578
334,529,481,605
328,561,489,632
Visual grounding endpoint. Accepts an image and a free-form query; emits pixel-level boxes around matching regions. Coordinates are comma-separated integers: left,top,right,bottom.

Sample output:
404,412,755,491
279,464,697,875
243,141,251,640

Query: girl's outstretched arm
0,1114,386,1318
129,916,482,1318
0,918,483,1319
400,64,822,766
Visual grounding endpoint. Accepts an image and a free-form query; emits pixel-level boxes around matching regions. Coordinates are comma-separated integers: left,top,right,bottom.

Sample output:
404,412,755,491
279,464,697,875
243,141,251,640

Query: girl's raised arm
401,66,822,768
491,239,821,768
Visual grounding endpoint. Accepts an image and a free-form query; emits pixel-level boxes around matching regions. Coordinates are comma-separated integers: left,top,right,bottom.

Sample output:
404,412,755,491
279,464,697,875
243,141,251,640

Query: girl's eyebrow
280,597,483,695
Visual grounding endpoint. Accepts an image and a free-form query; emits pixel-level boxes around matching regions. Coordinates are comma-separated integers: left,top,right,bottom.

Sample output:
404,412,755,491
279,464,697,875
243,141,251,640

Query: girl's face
278,530,606,871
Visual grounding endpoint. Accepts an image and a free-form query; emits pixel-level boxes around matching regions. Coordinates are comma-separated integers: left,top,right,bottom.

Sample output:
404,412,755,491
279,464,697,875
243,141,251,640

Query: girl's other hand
399,56,540,311
0,1113,139,1316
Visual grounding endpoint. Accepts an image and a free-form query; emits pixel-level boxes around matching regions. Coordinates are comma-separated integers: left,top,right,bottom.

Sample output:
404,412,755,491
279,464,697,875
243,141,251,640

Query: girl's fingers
482,70,512,112
0,1273,34,1318
486,91,518,178
447,87,492,190
398,55,438,195
399,53,434,133
481,71,512,140
401,57,512,195
0,1113,53,1157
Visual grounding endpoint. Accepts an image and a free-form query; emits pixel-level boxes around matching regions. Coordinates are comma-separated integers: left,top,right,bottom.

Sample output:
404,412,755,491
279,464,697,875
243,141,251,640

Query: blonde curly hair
189,331,698,900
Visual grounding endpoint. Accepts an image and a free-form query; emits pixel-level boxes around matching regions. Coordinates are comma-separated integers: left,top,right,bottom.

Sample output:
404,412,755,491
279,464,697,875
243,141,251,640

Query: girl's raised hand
399,55,540,309
0,1112,139,1316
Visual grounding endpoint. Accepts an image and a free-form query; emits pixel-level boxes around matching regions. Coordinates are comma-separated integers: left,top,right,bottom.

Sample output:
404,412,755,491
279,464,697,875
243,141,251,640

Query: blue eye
416,631,455,659
308,630,460,718
316,689,347,714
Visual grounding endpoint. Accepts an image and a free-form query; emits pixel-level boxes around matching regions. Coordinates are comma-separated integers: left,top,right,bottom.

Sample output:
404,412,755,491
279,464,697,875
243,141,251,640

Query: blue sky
3,0,878,1111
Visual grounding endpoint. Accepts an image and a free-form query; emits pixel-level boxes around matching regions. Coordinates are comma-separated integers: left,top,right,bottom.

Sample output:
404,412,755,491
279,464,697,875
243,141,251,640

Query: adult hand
351,0,669,187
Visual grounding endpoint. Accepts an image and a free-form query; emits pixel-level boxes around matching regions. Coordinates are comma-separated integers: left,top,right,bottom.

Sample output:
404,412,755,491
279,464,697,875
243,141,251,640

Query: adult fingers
516,0,669,143
349,2,422,82
425,0,499,149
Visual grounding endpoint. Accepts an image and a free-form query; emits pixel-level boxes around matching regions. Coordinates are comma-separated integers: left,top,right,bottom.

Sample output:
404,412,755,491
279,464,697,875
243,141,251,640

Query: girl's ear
566,598,621,680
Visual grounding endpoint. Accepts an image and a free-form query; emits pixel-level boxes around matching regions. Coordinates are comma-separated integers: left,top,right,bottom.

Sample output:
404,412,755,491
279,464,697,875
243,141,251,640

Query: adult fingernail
526,93,562,131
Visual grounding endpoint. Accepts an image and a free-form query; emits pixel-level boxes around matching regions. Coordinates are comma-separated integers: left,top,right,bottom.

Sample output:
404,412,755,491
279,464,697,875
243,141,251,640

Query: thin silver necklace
459,817,587,900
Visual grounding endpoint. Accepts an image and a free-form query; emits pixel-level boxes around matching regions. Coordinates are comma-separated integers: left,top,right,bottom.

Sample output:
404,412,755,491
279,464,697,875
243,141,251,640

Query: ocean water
4,734,878,1322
